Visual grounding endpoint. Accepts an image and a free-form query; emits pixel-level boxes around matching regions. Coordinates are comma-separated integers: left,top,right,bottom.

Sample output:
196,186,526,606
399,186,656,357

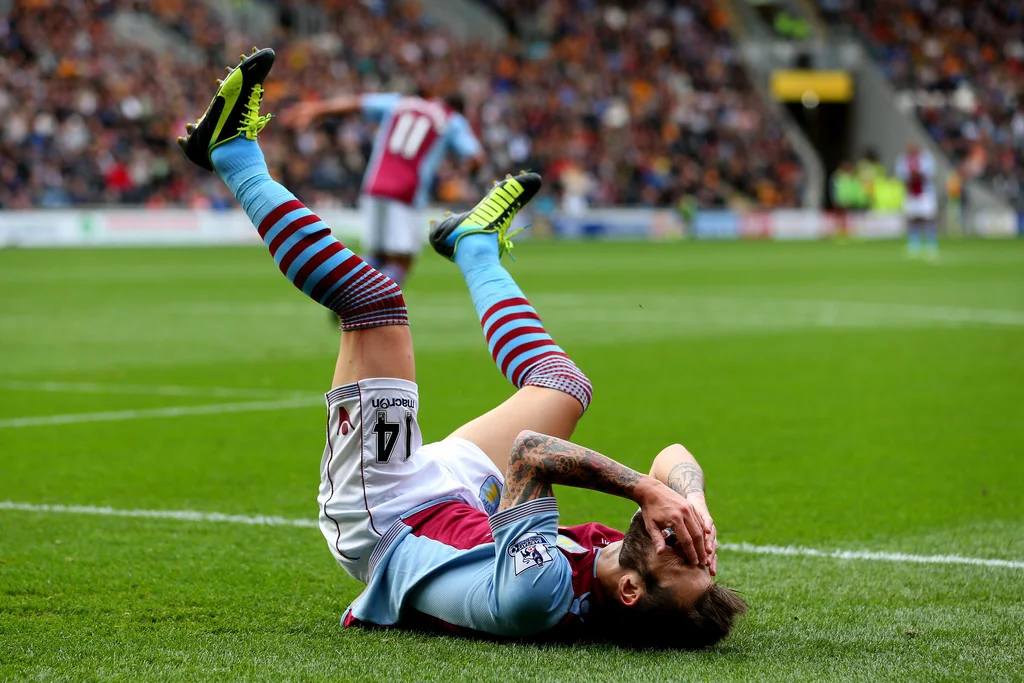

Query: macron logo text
371,397,416,409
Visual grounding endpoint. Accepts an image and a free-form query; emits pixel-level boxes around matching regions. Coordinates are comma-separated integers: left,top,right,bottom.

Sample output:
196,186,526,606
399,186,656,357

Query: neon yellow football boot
429,172,542,261
176,47,275,171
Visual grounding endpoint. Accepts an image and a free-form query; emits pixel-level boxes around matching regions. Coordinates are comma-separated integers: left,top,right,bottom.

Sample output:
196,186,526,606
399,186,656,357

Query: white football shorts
317,378,504,583
904,193,937,220
360,195,423,256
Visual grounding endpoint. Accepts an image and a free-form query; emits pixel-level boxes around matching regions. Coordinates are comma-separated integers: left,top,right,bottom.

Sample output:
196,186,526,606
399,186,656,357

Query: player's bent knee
521,356,593,413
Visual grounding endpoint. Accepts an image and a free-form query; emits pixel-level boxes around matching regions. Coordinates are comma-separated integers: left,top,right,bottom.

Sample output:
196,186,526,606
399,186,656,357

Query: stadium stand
0,0,804,210
837,0,1024,210
476,0,804,208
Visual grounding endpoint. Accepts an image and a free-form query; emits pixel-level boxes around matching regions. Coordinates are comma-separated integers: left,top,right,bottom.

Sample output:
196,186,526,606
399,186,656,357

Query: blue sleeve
922,153,936,179
362,93,402,122
488,498,574,634
894,156,908,181
447,114,483,159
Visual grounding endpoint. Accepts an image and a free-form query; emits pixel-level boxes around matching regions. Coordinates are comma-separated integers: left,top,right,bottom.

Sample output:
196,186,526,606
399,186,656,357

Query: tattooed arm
499,431,646,509
653,449,705,497
500,431,709,563
650,444,718,574
649,443,705,497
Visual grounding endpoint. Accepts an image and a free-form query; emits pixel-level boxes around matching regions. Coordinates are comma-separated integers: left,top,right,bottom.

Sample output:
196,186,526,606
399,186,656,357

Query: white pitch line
0,396,323,429
526,294,1024,328
0,380,308,399
1,501,1021,571
185,295,1024,329
718,541,1024,570
0,501,318,528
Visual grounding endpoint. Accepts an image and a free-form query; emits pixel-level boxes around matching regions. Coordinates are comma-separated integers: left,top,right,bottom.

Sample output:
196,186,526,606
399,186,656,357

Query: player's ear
617,571,644,607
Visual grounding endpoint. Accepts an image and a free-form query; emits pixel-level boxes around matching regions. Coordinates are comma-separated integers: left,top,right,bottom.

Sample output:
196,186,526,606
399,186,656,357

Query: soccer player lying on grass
177,48,747,649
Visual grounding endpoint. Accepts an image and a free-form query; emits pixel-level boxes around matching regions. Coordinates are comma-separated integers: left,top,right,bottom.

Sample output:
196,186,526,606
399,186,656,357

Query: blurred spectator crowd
840,0,1024,210
0,0,804,210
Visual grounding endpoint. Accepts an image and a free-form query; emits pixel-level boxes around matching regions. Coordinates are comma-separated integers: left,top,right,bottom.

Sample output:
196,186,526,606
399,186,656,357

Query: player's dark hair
443,92,466,114
593,512,748,650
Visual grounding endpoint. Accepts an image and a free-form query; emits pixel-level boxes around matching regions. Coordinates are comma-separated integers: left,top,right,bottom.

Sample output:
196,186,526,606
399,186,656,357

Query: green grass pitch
1,239,1022,681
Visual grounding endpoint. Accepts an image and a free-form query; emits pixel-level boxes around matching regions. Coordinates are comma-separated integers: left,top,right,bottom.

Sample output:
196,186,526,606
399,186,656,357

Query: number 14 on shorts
374,409,413,464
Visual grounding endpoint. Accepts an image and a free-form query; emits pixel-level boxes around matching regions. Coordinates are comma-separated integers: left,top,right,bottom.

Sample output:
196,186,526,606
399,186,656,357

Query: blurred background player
895,142,939,260
281,92,484,286
945,167,965,238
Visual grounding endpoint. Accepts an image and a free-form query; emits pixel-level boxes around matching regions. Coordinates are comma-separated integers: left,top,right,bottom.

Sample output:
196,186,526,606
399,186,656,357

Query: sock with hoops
379,262,409,287
210,138,407,330
453,232,592,411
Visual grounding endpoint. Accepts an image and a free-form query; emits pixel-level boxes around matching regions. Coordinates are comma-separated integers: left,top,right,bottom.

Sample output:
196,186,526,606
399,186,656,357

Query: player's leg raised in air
177,48,412,388
429,177,593,473
177,49,421,582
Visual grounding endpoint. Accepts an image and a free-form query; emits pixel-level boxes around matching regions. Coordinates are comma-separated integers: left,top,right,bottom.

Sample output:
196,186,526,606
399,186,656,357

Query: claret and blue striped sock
453,232,592,411
210,138,408,330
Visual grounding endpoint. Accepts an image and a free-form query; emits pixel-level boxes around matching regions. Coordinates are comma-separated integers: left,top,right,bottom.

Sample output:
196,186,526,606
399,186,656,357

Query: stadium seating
836,0,1024,209
0,0,804,210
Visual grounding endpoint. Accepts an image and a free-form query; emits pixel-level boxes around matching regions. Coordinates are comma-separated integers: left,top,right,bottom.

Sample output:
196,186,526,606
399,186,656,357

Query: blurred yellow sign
771,70,854,102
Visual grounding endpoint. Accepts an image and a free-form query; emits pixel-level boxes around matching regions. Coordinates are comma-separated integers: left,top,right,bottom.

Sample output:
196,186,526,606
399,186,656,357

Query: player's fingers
710,553,718,576
700,512,713,535
682,509,708,566
699,514,714,554
646,520,666,554
675,532,699,565
671,514,700,564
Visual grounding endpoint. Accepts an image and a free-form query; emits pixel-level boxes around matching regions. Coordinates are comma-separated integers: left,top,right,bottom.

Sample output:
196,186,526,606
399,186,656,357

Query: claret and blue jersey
342,497,623,638
360,93,482,208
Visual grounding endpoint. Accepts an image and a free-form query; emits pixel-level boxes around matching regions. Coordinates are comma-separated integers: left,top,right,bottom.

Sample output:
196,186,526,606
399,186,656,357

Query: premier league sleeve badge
508,532,555,576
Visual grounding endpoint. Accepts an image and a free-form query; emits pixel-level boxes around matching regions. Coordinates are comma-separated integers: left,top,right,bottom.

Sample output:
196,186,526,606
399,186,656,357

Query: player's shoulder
494,536,574,633
393,96,457,129
558,521,625,548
